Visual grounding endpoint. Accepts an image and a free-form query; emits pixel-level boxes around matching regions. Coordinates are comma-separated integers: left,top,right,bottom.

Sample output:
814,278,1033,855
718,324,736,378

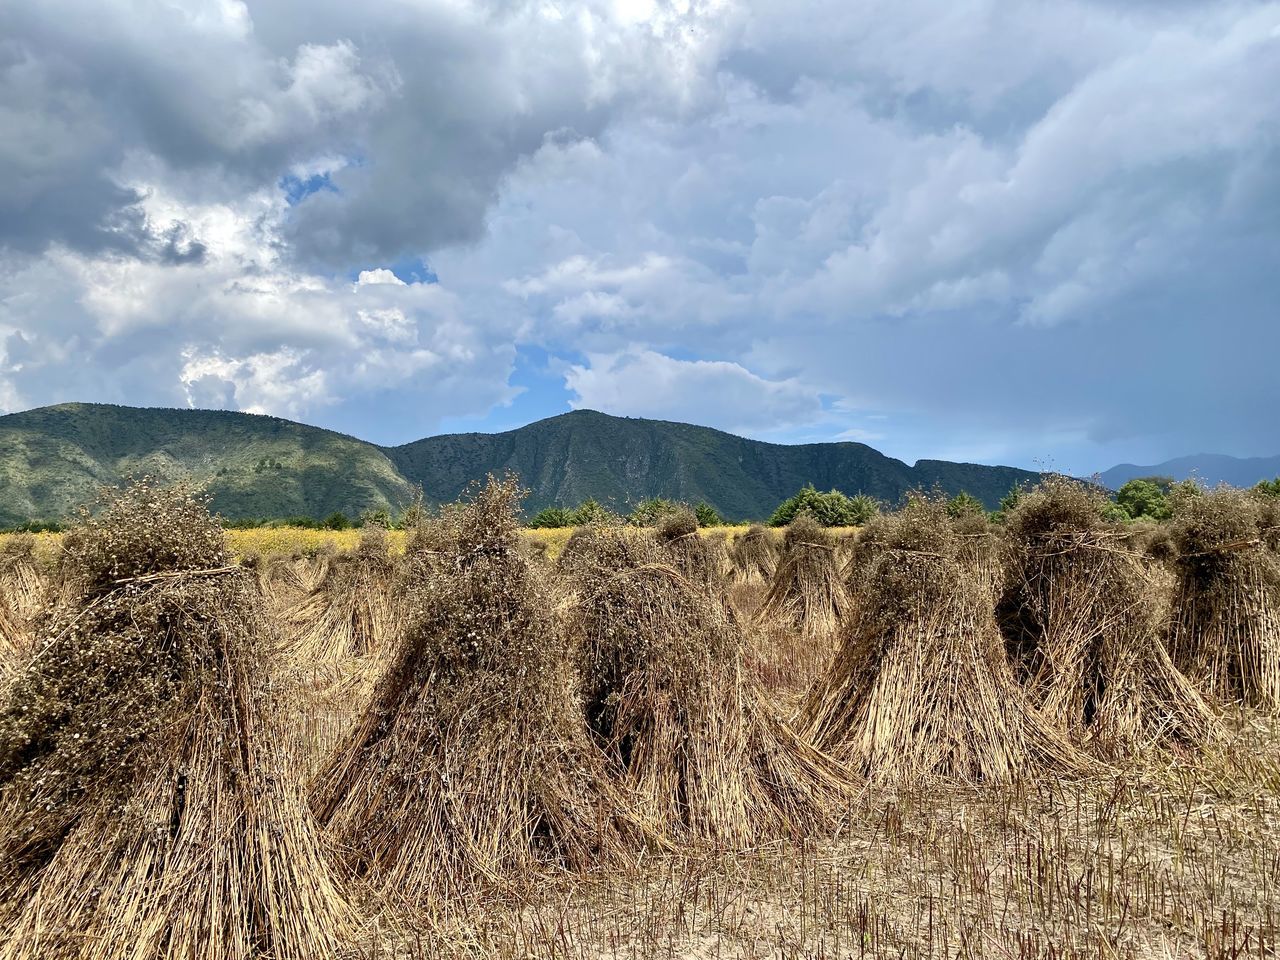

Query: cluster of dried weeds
756,515,850,652
0,536,45,677
1166,485,1280,709
311,476,639,902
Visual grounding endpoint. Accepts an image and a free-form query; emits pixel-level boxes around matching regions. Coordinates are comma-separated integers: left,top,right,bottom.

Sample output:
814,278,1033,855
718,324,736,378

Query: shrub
1114,477,1174,522
628,497,678,526
768,485,877,527
1254,477,1280,499
527,506,573,529
694,502,723,527
946,491,985,518
570,499,612,526
322,512,352,531
847,494,881,525
359,508,393,528
991,483,1029,523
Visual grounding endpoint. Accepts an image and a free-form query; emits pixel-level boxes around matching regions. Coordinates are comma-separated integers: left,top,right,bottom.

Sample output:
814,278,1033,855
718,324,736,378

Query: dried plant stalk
1166,487,1280,710
0,480,354,960
567,526,857,847
757,516,850,654
1000,477,1219,754
731,525,778,586
312,476,641,901
804,498,1085,785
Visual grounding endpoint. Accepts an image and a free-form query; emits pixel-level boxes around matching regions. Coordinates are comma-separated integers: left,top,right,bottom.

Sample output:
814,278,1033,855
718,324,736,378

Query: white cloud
180,347,330,417
564,347,822,435
0,179,516,435
3,0,1278,466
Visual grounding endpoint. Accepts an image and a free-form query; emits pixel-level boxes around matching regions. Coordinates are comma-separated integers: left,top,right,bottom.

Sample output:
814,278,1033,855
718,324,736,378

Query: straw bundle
295,549,334,591
0,537,45,672
1166,487,1280,710
0,535,45,625
655,509,725,595
655,512,737,601
0,480,353,960
952,510,1003,602
1255,493,1280,553
256,553,312,616
289,525,403,664
730,525,777,585
312,476,637,900
999,478,1218,753
803,498,1083,785
567,526,855,846
757,515,850,646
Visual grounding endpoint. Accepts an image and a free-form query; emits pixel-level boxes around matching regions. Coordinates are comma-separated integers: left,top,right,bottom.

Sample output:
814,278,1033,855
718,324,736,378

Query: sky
1,0,1277,475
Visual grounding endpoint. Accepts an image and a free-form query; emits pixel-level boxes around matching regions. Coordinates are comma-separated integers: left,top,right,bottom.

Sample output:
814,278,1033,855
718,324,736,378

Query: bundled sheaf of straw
1166,486,1280,711
255,553,311,615
0,535,46,623
311,476,641,903
0,480,354,960
654,509,725,594
0,536,47,675
756,515,851,647
999,477,1218,755
261,532,405,782
566,525,856,847
255,548,336,630
730,524,778,586
278,526,401,665
803,497,1086,786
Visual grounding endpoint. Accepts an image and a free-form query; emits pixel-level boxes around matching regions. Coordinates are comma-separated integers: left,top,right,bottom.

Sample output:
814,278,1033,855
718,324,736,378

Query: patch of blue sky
279,171,338,205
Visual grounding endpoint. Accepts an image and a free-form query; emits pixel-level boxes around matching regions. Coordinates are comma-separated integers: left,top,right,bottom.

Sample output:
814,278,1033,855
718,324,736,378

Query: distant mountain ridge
0,403,1042,524
1101,453,1280,491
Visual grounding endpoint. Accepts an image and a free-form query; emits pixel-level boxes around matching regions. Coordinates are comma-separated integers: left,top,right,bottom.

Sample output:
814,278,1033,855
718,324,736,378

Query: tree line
5,476,1277,534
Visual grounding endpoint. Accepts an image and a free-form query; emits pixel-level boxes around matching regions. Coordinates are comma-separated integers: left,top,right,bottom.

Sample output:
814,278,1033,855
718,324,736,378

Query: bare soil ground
349,717,1279,959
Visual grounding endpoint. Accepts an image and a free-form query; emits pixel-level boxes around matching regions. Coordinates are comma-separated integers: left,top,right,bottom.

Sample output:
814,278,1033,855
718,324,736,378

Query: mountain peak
0,403,1041,524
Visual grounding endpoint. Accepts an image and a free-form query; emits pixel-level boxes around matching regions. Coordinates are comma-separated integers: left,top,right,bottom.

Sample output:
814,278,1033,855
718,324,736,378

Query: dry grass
755,517,851,683
0,525,852,566
6,487,1280,959
0,481,354,960
1000,477,1220,755
1166,487,1280,711
387,717,1280,959
311,477,642,905
564,525,855,848
803,498,1084,785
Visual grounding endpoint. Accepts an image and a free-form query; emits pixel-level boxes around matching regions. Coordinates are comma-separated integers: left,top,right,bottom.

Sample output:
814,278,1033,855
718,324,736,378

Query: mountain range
0,403,1045,525
1100,454,1280,491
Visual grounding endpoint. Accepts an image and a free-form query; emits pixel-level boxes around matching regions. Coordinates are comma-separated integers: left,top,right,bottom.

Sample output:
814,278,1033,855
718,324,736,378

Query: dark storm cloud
1,0,1276,468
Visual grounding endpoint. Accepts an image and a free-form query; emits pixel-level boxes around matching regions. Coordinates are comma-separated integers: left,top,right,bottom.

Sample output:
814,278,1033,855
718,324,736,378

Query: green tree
1114,476,1174,521
946,491,985,518
1253,477,1280,499
359,508,392,528
527,506,573,528
322,511,351,531
768,484,875,527
569,498,611,525
847,494,881,525
693,502,723,527
991,483,1028,523
629,497,678,526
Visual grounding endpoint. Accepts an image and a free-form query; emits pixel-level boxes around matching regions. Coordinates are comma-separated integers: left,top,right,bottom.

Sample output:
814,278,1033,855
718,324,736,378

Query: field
407,727,1280,958
1,482,1278,959
0,525,860,565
